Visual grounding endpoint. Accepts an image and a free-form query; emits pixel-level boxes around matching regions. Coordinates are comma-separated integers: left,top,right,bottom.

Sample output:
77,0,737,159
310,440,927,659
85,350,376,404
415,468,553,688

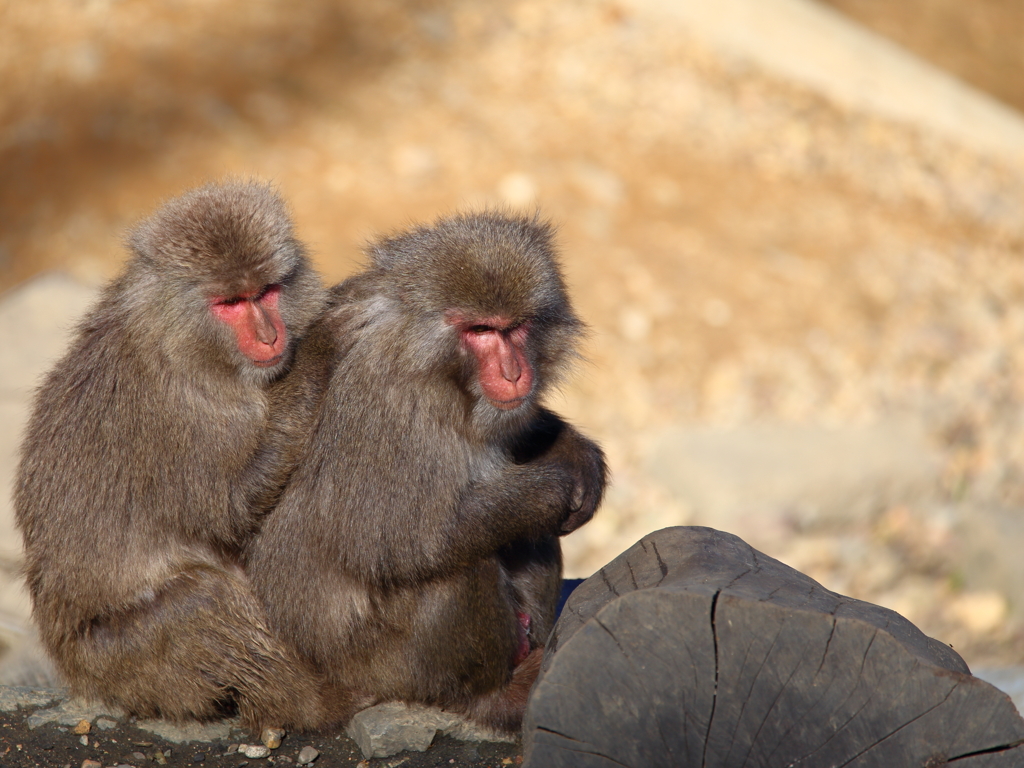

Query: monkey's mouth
252,354,284,368
488,395,529,411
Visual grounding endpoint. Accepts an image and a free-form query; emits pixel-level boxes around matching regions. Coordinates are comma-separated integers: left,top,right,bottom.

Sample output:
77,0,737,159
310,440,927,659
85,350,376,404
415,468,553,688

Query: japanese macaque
15,181,332,731
246,211,607,733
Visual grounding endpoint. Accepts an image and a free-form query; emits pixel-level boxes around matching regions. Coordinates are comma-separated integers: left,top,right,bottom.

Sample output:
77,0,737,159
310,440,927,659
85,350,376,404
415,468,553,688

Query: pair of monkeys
14,181,606,734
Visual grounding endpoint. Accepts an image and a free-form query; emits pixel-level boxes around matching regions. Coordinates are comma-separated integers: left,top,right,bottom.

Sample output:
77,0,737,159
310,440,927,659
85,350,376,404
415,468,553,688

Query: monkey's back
15,280,268,638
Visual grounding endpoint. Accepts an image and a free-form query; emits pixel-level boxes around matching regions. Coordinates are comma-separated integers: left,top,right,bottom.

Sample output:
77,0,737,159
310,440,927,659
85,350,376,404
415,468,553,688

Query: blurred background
2,0,1024,681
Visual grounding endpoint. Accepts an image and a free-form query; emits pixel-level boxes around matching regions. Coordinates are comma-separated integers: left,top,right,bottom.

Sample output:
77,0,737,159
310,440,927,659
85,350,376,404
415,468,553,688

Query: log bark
523,526,1024,767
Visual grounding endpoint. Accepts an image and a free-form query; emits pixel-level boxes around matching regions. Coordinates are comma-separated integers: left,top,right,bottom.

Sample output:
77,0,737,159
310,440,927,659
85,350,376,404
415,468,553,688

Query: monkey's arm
400,411,606,581
418,462,580,577
351,446,597,586
232,322,341,523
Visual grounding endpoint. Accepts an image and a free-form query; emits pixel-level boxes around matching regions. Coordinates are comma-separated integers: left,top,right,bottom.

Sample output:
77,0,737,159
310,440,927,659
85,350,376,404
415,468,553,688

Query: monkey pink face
450,312,534,410
209,285,288,367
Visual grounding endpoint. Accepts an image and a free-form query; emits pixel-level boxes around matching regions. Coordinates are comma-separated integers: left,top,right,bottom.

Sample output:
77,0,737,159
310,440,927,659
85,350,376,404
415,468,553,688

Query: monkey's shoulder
327,270,385,304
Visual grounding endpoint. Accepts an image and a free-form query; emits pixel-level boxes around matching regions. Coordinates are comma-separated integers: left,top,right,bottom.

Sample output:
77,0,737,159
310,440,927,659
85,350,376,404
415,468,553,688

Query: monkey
14,180,335,732
245,210,607,734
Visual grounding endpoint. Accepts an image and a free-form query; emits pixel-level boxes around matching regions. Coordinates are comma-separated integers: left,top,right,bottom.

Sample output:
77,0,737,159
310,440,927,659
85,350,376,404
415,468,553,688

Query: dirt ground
0,702,519,768
3,0,1024,683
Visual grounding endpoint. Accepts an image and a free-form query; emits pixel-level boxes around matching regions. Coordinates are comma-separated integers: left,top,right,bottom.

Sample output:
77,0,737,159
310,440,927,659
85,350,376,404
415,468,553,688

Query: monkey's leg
51,564,327,732
324,561,540,735
499,535,563,651
409,559,544,735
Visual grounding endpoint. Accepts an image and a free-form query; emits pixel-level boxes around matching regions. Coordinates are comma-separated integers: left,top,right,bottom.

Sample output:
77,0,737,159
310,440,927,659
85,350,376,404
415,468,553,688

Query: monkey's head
124,180,324,382
369,211,584,417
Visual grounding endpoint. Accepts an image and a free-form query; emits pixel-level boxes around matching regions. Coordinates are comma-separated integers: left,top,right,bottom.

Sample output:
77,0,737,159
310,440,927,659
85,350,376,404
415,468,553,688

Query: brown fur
246,210,607,733
15,181,332,731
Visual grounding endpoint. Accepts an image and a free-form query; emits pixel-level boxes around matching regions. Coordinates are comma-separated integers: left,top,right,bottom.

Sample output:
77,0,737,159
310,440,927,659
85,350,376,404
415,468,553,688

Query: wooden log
523,526,1024,767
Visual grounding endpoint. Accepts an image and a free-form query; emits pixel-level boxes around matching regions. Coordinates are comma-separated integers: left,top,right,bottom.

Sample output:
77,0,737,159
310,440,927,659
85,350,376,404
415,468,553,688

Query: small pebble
96,717,118,731
81,761,101,768
226,744,240,754
192,752,206,763
79,736,89,747
262,727,285,750
132,752,147,762
241,744,271,759
73,720,91,735
296,746,319,765
274,756,293,764
153,751,168,765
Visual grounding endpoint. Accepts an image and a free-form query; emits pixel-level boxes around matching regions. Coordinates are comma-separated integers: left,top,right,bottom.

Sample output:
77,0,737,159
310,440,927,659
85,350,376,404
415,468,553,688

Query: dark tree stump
523,527,1024,767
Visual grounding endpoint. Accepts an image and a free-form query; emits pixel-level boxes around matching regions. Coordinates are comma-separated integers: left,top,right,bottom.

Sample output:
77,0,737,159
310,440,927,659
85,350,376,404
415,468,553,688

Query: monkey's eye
255,284,281,301
217,296,245,307
468,325,492,334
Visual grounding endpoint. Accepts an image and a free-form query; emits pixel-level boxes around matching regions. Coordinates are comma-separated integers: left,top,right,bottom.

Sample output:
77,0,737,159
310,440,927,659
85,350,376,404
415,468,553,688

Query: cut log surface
523,526,1024,767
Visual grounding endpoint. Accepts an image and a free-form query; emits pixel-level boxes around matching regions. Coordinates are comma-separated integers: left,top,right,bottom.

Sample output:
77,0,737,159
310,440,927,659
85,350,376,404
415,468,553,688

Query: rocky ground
3,0,1024,763
0,688,522,768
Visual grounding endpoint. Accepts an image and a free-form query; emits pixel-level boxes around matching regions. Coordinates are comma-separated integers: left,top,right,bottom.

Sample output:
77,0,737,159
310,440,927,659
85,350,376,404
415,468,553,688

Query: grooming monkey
15,181,334,730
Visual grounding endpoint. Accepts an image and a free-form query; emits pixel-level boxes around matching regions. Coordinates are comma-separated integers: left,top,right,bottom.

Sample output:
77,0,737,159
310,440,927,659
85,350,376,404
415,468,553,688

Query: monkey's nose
249,301,279,346
500,353,522,383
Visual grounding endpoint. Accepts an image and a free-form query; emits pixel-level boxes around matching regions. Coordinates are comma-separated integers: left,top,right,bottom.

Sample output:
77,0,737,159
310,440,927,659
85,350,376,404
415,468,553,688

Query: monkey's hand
555,433,607,535
519,410,608,535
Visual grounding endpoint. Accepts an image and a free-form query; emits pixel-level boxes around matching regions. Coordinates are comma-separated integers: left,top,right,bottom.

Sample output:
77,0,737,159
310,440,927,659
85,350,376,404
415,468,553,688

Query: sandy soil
3,0,1024,673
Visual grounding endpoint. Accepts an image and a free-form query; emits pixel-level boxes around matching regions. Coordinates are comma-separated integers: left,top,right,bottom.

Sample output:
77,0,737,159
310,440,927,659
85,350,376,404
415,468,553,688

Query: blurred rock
647,419,941,542
946,590,1010,635
0,272,99,398
0,273,98,680
17,686,240,743
951,505,1024,622
137,718,238,744
0,626,60,688
25,694,119,729
0,686,61,712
